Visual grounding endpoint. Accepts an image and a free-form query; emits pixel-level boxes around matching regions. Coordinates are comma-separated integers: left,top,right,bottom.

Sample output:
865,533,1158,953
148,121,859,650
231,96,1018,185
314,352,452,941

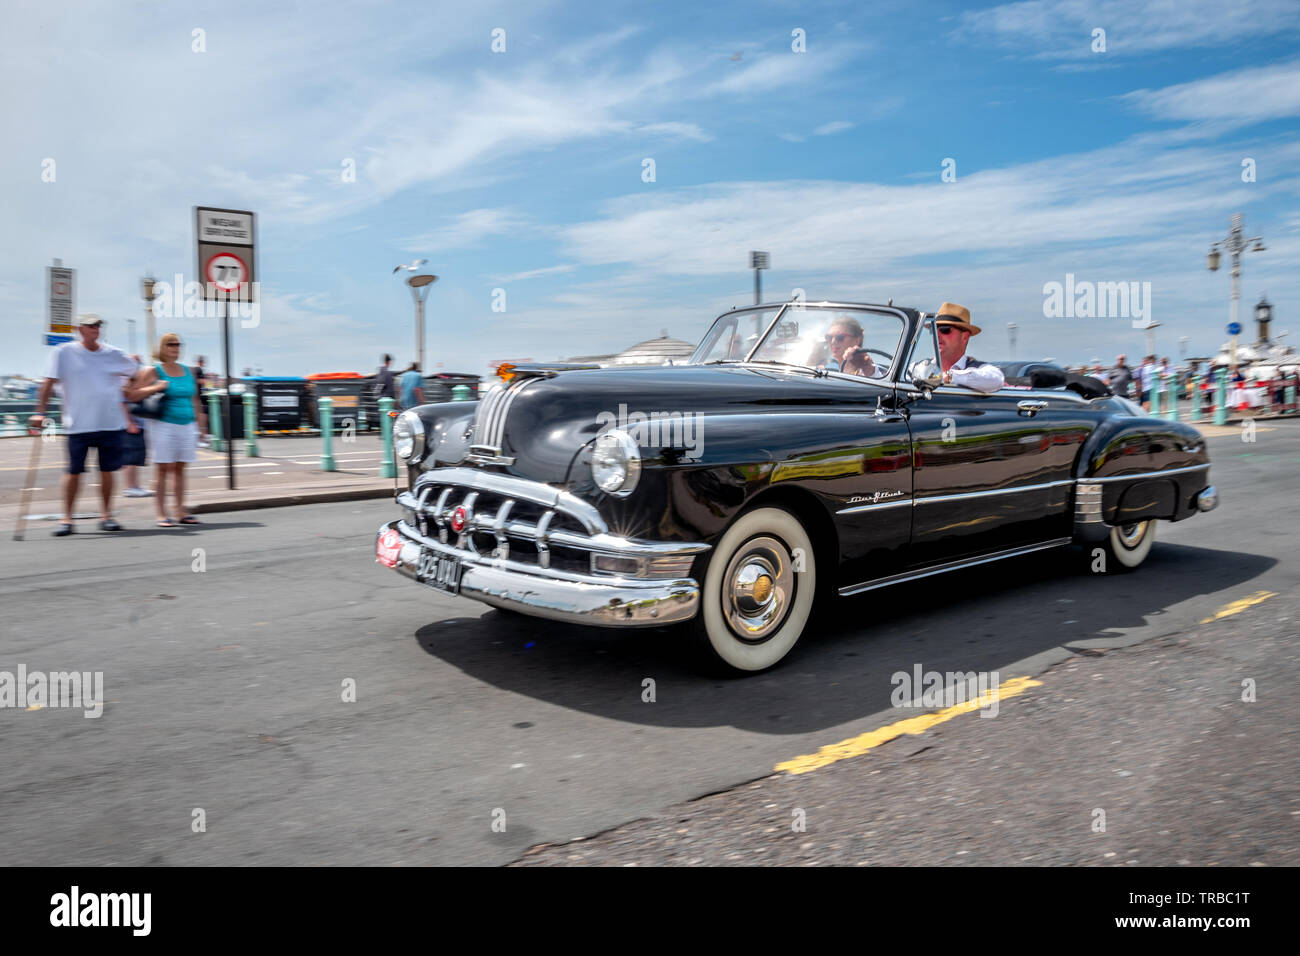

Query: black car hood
487,363,889,483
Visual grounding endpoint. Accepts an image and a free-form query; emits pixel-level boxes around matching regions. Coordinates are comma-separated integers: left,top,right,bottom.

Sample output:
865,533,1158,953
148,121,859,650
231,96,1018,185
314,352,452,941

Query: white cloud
403,209,529,253
959,0,1300,59
1124,61,1300,126
813,120,854,136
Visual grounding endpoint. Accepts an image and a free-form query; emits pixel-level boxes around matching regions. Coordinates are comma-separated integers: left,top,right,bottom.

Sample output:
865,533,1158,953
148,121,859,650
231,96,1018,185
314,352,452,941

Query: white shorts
146,420,197,464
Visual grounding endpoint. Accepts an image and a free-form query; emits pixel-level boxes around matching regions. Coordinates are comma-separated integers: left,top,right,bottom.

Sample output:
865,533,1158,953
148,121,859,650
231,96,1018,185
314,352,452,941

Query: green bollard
378,397,397,478
1149,371,1161,417
451,384,473,401
1287,383,1297,415
1213,369,1228,425
207,390,225,451
1192,374,1204,421
1165,371,1179,421
319,397,336,471
243,394,258,457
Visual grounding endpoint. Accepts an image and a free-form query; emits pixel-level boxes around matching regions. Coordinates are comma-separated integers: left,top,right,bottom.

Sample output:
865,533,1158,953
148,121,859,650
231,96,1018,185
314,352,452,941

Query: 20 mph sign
204,252,248,292
195,206,256,301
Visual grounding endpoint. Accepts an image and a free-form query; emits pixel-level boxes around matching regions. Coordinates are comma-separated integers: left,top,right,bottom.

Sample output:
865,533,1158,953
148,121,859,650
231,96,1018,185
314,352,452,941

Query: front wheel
689,507,816,674
1096,519,1157,572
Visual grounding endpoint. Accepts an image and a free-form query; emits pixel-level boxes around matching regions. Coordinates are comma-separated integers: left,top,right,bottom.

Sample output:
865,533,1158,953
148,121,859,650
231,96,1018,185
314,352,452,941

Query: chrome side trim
836,498,913,515
1075,482,1103,525
1087,463,1210,483
915,479,1076,506
838,538,1072,596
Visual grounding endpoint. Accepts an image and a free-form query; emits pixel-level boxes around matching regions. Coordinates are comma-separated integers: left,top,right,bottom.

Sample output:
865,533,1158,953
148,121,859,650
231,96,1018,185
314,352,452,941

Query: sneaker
124,487,154,497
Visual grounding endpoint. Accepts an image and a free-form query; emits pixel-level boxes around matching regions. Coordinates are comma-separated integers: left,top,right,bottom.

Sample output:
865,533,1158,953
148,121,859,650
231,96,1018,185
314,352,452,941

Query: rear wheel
1098,520,1157,572
690,507,816,674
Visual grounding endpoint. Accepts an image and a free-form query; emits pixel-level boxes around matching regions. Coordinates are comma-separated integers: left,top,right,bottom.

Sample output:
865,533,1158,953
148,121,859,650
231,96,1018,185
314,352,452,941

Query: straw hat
935,302,980,335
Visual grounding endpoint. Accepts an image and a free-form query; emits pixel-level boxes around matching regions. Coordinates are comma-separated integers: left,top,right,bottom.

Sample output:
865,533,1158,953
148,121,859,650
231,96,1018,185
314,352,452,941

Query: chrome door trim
838,537,1072,596
915,479,1076,506
1085,463,1209,482
836,498,913,515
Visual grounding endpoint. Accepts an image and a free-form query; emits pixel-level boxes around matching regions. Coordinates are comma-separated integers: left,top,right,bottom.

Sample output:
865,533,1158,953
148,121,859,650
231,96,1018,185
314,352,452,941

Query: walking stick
13,422,46,541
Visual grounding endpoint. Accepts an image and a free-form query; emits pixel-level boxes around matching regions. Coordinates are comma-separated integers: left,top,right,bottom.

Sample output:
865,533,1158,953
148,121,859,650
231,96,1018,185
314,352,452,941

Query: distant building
569,329,695,367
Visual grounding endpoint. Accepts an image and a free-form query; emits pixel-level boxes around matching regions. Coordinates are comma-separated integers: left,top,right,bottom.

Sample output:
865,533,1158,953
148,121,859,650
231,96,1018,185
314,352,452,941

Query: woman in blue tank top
125,334,209,527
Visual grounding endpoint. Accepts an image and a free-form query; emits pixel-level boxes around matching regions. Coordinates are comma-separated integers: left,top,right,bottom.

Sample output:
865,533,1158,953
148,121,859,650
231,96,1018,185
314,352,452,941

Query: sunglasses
937,325,962,336
826,333,855,342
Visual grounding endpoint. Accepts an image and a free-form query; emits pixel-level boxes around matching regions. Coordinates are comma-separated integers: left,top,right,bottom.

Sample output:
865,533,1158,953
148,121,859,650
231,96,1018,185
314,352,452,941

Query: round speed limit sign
205,252,249,292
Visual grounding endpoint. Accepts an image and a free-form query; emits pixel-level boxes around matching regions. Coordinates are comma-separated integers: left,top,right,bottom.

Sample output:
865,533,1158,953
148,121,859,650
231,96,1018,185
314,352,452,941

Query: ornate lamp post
1254,295,1273,345
1006,322,1018,361
750,251,769,305
1207,214,1265,372
140,275,158,359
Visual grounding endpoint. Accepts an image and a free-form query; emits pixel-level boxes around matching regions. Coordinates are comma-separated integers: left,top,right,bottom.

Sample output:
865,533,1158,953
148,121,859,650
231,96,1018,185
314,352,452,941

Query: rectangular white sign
48,266,74,329
262,395,298,408
197,210,254,246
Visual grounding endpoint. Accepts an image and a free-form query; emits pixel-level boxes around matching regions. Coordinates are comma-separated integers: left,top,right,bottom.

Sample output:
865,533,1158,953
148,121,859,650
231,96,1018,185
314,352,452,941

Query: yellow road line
775,675,1042,776
1200,590,1276,624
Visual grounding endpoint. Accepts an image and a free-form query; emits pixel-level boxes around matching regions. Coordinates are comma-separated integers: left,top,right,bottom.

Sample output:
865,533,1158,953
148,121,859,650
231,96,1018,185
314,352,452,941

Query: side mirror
910,358,943,393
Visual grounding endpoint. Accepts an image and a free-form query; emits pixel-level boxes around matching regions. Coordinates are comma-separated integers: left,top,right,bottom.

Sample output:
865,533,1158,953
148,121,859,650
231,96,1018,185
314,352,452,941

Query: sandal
156,518,177,528
178,515,201,524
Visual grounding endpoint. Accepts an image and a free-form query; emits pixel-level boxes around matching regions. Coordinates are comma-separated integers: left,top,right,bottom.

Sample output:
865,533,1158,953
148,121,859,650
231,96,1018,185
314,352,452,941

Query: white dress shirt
946,354,1005,394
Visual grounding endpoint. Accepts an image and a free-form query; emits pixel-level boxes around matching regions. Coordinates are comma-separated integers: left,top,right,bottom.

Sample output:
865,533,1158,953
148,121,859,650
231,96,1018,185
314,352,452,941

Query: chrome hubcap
723,536,794,642
1117,521,1148,549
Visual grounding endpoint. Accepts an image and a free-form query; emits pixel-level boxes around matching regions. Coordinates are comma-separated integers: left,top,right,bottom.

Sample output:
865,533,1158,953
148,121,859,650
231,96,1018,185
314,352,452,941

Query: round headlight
592,429,641,496
394,410,425,462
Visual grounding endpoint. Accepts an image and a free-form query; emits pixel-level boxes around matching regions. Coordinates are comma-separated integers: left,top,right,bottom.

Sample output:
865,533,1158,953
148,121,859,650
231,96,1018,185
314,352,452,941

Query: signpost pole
222,298,235,490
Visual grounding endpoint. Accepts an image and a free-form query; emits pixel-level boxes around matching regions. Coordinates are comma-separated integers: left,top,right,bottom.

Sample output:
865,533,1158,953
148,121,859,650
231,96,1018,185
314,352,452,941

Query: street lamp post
407,273,437,372
1207,213,1266,373
127,318,136,357
140,275,158,358
1143,321,1161,358
1179,335,1189,361
1006,322,1017,361
750,251,769,305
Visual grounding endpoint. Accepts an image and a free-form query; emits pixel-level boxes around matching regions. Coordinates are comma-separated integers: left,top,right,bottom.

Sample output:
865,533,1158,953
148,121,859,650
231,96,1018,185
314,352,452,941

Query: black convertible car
376,301,1217,673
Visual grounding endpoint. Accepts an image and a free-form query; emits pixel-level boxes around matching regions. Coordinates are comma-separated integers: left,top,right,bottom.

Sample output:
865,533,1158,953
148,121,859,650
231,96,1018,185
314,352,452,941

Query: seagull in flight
392,258,428,273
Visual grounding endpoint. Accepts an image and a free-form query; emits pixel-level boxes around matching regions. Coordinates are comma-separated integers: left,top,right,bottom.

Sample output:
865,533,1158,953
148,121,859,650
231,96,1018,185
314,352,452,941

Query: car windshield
693,305,907,379
692,308,783,364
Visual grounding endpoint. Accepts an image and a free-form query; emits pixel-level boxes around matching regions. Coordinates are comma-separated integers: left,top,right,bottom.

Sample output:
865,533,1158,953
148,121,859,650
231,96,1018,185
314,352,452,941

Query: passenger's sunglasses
937,325,960,336
826,333,854,342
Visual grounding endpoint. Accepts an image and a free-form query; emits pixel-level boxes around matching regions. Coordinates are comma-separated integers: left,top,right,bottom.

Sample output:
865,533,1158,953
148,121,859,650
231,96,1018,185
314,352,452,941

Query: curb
190,485,396,514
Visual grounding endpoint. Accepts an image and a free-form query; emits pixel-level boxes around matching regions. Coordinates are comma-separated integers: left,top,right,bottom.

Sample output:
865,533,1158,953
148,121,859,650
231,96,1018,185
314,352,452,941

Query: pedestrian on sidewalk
374,354,396,403
29,315,138,535
125,333,208,528
1109,354,1133,401
399,361,424,410
122,354,153,498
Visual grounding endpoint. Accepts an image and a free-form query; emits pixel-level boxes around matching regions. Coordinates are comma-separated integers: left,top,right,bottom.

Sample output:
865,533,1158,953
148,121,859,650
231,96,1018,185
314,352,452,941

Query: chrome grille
397,467,709,579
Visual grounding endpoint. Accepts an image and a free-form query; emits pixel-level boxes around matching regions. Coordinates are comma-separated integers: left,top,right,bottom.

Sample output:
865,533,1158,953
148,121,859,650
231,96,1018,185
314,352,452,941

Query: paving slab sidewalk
0,433,400,528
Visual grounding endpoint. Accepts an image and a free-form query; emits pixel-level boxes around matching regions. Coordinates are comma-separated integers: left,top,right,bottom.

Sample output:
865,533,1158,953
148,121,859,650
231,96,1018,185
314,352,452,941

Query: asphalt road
1,420,1295,866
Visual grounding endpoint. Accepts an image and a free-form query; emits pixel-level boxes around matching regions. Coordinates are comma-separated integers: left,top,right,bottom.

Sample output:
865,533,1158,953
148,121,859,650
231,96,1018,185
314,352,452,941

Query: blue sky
4,0,1299,377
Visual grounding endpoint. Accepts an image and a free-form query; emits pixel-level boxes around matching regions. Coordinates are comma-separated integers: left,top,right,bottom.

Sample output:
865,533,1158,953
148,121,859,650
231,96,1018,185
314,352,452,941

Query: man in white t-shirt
29,315,141,535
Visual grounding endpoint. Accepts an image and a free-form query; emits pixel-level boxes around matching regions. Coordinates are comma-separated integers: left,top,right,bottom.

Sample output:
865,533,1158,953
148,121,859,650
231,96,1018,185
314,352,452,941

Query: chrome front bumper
376,519,703,627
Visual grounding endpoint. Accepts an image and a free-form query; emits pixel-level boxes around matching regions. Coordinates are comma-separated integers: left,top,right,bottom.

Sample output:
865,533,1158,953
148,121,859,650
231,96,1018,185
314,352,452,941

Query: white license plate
417,549,462,595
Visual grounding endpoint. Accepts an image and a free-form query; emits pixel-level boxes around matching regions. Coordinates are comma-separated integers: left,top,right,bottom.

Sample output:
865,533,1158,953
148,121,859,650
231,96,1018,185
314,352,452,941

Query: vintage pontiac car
375,301,1218,673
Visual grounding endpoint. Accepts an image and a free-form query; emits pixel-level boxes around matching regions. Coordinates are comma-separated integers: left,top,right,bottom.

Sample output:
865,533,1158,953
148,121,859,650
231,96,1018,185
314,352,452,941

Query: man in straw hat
935,302,1004,394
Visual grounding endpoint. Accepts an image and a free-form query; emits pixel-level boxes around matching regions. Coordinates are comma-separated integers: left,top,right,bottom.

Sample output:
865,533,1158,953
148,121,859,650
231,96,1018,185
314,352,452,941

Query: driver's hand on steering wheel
842,348,876,377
